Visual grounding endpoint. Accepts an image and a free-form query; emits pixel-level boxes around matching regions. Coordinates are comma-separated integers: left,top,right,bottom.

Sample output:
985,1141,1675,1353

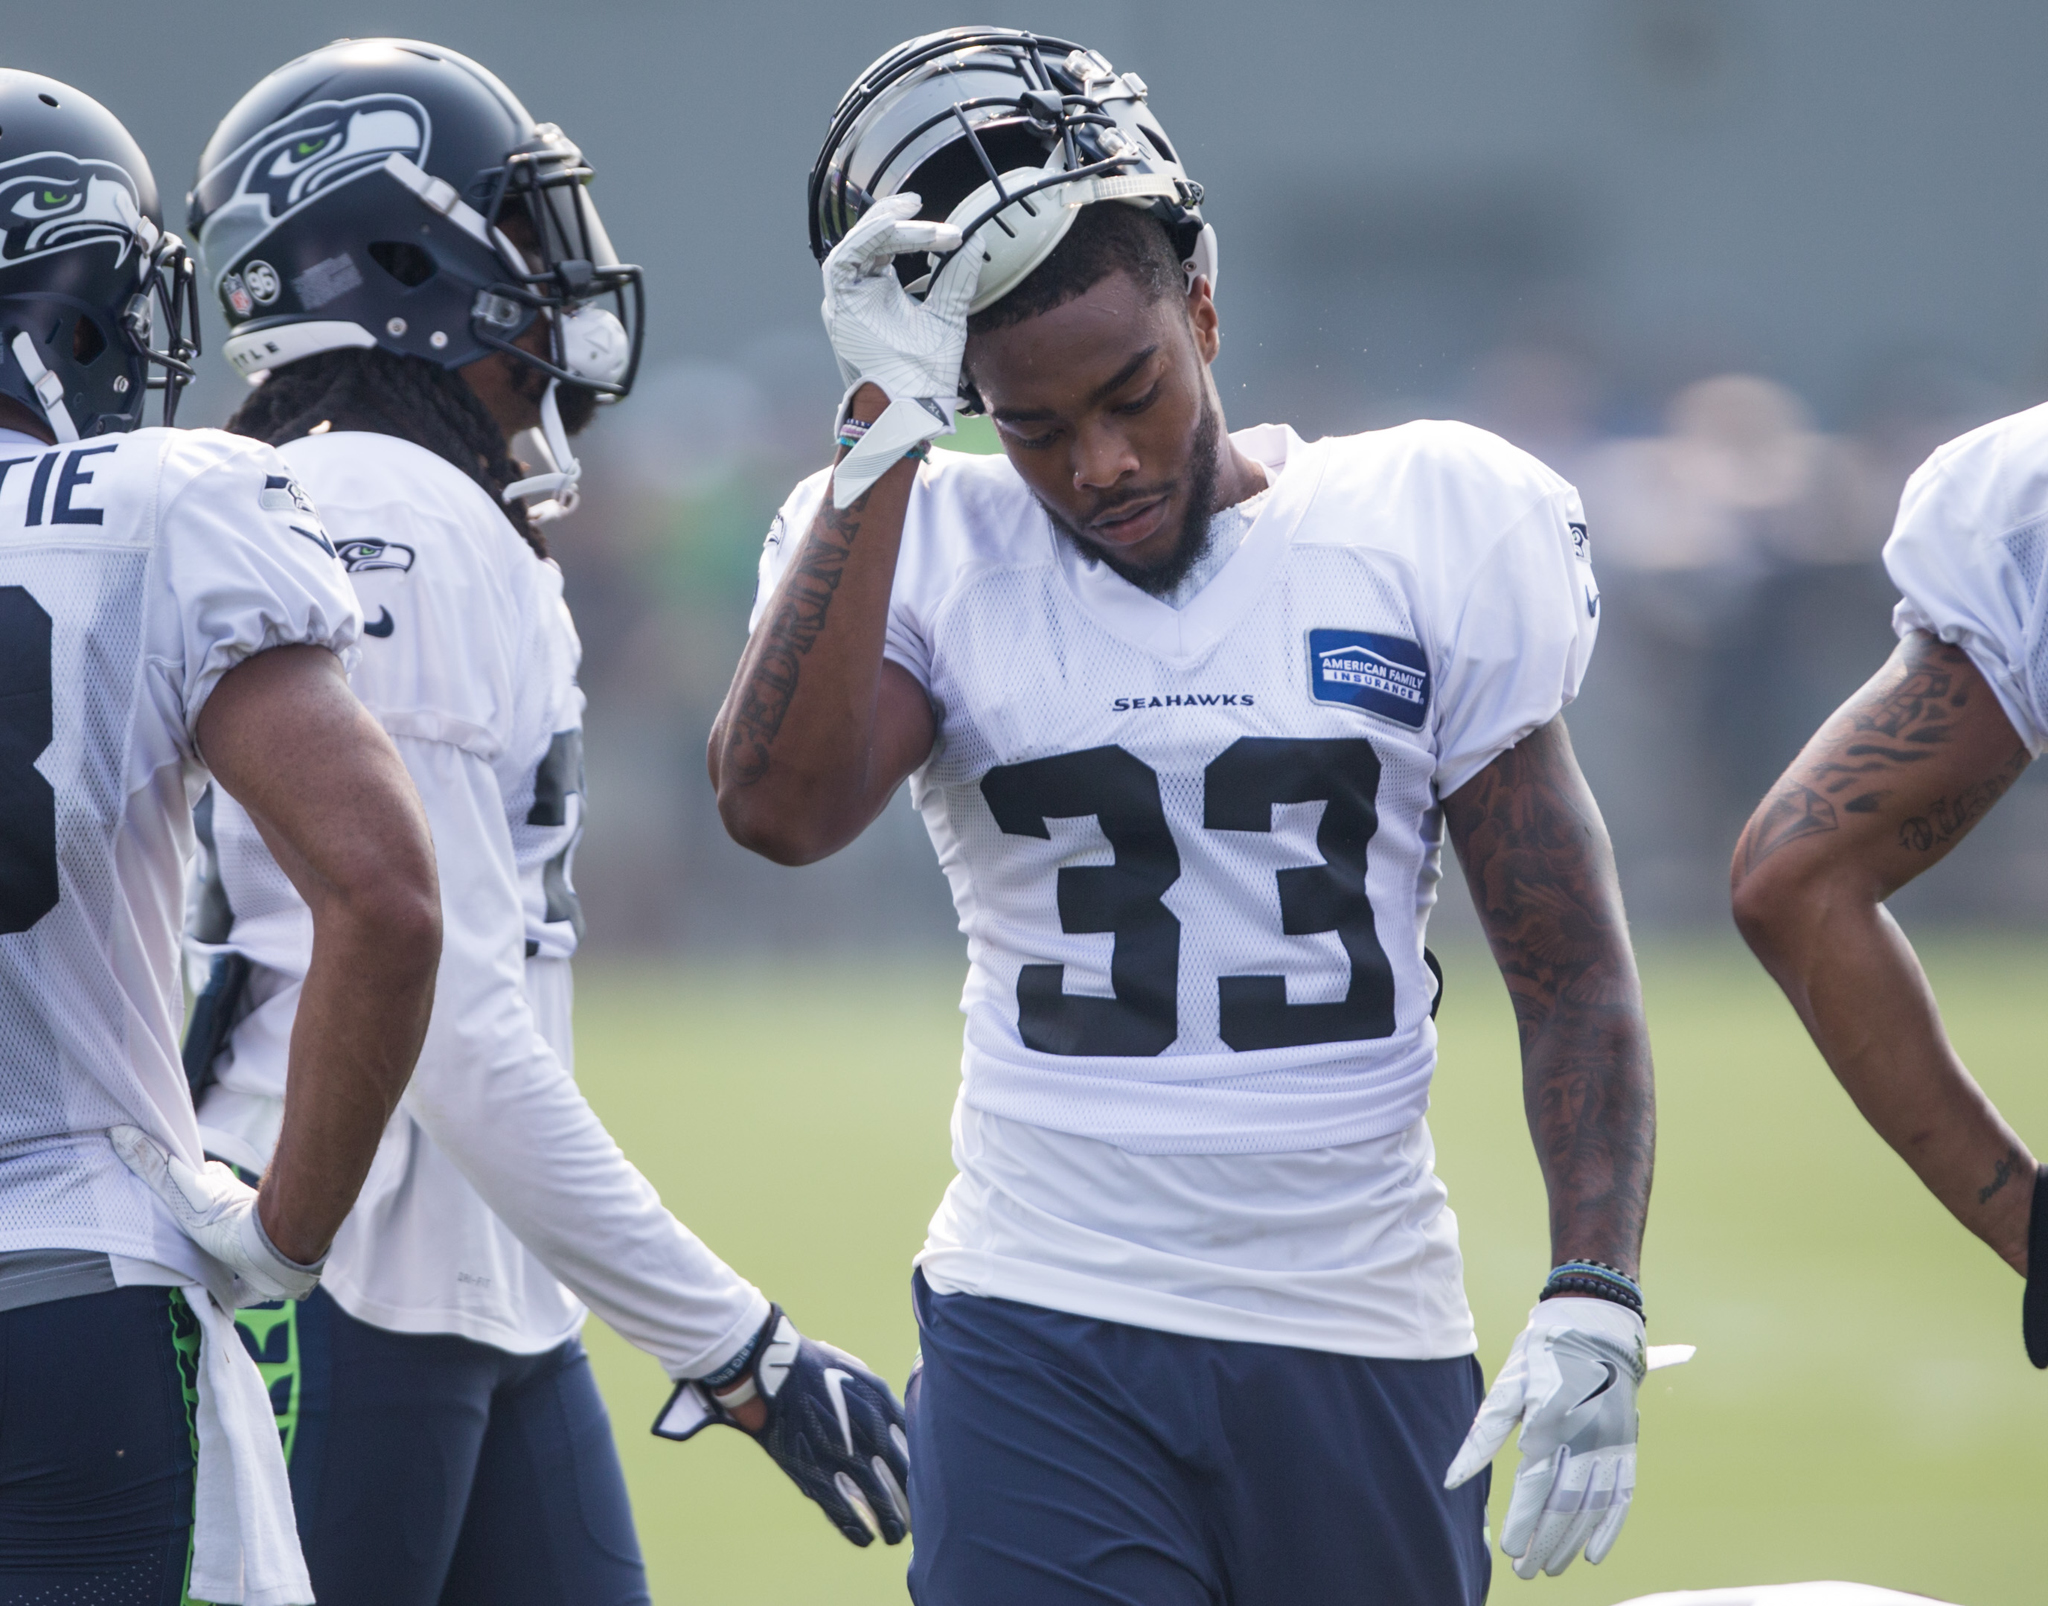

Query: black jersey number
526,729,586,943
1204,737,1395,1050
980,745,1181,1057
0,586,57,934
980,738,1396,1057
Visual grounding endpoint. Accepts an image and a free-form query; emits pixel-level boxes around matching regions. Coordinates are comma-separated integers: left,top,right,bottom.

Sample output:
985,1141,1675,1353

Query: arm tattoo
1740,634,2021,873
721,493,870,787
1898,748,2028,851
1447,726,1654,1270
1980,1146,2027,1205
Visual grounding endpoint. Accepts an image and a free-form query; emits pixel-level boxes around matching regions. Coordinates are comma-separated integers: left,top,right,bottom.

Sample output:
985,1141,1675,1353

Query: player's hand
108,1125,323,1305
820,193,981,508
665,1306,910,1546
1445,1297,1652,1579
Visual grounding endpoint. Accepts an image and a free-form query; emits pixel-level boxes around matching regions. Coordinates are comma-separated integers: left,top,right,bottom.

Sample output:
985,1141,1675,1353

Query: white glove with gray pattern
1445,1297,1669,1579
819,194,982,509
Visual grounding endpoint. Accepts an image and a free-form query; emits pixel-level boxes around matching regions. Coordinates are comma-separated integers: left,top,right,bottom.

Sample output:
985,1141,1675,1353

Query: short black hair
966,202,1183,337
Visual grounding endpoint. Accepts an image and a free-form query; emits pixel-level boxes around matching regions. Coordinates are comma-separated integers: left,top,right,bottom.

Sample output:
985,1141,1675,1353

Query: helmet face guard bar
135,231,201,426
469,131,644,397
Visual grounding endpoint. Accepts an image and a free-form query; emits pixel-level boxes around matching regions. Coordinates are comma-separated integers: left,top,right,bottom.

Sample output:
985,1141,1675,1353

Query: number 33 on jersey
754,419,1597,1156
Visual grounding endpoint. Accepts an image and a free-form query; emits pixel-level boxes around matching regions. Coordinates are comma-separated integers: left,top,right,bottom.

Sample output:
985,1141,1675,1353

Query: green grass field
570,935,2048,1605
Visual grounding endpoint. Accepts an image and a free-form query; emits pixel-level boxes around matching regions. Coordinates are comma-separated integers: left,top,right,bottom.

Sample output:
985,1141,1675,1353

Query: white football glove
109,1125,323,1306
1445,1297,1687,1580
819,193,982,509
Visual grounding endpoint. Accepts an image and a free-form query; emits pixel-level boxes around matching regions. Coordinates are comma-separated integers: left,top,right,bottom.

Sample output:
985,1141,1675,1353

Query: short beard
1044,393,1222,599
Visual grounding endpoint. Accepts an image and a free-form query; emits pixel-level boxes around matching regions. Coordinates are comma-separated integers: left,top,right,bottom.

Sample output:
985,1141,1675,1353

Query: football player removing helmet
179,39,904,1606
0,70,440,1606
712,28,1667,1603
1732,383,2048,1368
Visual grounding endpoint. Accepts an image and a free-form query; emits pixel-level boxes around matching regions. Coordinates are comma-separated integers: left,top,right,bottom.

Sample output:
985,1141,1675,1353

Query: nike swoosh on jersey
362,607,395,638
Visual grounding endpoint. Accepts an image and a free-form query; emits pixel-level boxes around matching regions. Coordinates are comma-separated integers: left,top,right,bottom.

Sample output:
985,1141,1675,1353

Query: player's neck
1212,436,1269,511
1202,394,1268,512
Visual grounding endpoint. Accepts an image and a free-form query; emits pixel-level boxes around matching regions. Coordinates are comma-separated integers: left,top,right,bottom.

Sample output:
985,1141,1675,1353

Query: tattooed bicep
1736,632,2029,880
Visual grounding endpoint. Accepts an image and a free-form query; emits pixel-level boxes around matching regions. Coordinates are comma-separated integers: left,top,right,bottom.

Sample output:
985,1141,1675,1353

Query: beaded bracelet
835,422,934,465
1540,1258,1643,1316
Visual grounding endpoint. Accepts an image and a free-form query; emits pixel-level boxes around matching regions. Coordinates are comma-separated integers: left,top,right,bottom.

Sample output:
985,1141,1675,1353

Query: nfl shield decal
1307,629,1430,728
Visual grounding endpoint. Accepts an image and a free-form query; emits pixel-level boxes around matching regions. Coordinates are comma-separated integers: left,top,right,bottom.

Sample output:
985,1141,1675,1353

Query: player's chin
1079,493,1183,567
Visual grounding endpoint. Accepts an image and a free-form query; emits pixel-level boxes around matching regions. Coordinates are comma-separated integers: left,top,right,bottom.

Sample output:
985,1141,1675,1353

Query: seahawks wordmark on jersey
753,420,1595,1353
0,424,358,1275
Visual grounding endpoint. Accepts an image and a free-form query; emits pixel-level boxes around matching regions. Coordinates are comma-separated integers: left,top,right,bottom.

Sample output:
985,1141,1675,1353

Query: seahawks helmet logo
0,151,147,268
195,95,430,293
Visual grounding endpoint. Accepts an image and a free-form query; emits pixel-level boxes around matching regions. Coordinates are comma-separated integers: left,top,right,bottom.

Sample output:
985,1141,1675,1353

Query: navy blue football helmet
189,38,640,398
0,70,199,438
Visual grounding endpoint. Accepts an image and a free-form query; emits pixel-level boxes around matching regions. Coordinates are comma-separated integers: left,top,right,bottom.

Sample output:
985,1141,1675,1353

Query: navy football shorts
245,1288,649,1606
0,1285,200,1606
906,1271,1491,1606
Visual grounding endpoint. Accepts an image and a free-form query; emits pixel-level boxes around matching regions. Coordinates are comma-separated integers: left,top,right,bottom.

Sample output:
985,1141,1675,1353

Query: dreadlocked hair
225,345,547,558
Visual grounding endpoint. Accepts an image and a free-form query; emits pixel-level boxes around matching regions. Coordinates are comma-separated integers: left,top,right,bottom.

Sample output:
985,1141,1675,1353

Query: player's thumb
1443,1377,1523,1489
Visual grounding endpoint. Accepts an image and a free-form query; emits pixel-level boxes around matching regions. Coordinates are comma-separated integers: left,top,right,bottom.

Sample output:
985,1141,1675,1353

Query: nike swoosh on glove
108,1125,323,1305
656,1306,910,1547
820,193,982,509
1445,1296,1653,1579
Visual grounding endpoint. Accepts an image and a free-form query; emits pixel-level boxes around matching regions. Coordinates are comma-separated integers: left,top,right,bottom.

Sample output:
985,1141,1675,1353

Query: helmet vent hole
37,93,57,108
71,316,104,365
369,240,437,288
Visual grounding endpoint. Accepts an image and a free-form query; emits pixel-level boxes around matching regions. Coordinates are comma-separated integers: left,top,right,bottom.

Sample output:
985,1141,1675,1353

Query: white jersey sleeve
1883,401,2048,751
1422,442,1598,795
154,432,361,741
750,462,951,690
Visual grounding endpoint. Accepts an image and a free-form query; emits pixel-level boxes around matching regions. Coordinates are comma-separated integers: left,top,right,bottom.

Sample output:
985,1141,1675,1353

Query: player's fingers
1582,1449,1635,1565
872,1452,911,1538
925,235,985,319
831,1469,882,1545
1496,1445,1559,1558
1583,1482,1633,1565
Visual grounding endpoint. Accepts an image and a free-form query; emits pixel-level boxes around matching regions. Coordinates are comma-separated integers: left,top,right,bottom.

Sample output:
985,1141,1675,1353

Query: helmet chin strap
10,332,80,444
502,378,581,522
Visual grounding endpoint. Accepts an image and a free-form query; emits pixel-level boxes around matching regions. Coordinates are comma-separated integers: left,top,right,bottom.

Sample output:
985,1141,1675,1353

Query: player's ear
1184,277,1220,366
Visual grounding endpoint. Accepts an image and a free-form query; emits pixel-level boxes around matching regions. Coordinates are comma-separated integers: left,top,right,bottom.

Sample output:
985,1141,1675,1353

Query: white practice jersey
195,432,765,1373
0,424,358,1277
1886,399,2048,751
753,421,1596,1355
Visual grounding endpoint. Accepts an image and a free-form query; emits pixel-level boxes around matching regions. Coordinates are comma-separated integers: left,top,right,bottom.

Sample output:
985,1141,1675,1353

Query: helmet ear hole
368,240,438,288
71,315,106,364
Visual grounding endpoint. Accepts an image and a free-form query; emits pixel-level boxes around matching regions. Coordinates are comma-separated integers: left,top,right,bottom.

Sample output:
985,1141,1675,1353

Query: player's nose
1071,417,1142,494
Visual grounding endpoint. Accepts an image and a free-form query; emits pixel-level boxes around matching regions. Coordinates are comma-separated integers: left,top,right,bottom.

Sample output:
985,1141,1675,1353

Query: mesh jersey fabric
754,421,1596,1156
1885,398,2048,751
193,432,764,1373
0,423,358,1282
751,420,1593,1352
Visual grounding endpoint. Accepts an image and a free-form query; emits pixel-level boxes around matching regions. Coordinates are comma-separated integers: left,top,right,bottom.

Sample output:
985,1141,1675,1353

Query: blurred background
17,3,2048,1601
